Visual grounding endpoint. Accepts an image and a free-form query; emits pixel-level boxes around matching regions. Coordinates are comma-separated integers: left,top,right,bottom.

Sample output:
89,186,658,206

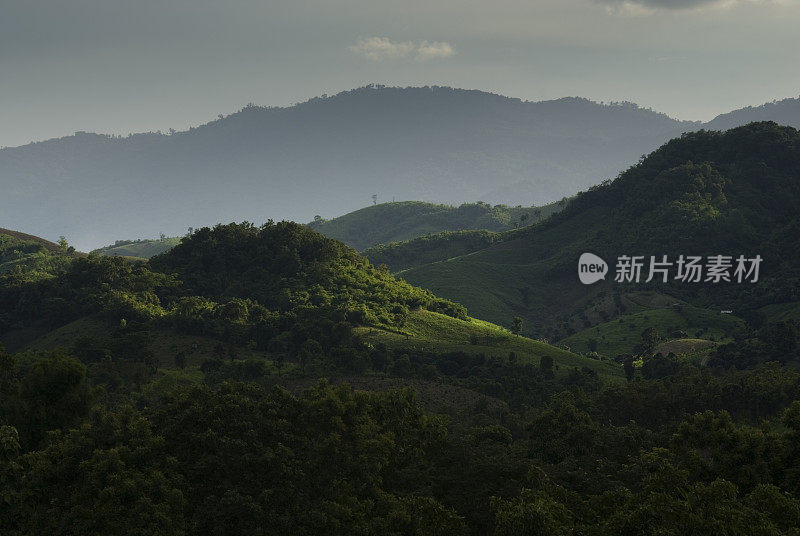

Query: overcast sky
1,0,798,148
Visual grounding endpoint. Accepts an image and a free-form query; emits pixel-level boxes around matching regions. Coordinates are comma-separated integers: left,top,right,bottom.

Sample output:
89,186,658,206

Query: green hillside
92,236,181,259
358,309,621,380
308,200,563,250
364,229,504,271
0,229,76,279
560,306,746,356
2,220,600,386
399,123,800,343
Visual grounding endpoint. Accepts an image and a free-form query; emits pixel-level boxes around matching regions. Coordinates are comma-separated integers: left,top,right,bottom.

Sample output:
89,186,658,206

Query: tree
371,194,378,205
624,357,635,383
0,343,18,405
492,490,573,536
638,327,659,357
18,352,96,449
758,321,799,356
9,407,186,535
511,316,523,335
299,339,322,373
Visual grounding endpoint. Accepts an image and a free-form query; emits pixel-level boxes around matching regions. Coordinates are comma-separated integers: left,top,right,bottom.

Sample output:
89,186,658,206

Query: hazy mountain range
2,85,799,249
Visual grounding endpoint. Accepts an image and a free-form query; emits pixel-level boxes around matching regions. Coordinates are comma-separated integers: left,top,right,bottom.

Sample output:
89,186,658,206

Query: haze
2,0,799,149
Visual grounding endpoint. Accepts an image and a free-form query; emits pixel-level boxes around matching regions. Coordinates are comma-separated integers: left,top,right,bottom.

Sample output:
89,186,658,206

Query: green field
92,237,181,258
560,306,746,356
364,229,504,271
309,200,563,251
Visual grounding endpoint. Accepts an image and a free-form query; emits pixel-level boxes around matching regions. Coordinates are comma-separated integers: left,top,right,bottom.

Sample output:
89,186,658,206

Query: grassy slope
309,200,563,251
559,306,746,356
357,309,623,380
399,206,614,335
760,301,800,323
0,228,61,252
654,338,717,362
363,229,503,272
92,237,181,259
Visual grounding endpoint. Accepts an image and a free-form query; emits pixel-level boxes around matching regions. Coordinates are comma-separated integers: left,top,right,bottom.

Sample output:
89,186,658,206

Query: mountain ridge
3,86,799,250
0,86,696,249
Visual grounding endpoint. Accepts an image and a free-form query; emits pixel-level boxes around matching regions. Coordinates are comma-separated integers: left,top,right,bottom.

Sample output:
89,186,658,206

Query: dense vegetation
3,316,800,534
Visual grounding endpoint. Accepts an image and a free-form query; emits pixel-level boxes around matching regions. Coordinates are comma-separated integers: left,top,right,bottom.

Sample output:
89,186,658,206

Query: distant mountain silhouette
1,85,795,249
705,96,800,131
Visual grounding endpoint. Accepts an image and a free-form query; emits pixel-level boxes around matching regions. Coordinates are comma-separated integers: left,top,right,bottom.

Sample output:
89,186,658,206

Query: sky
1,0,799,148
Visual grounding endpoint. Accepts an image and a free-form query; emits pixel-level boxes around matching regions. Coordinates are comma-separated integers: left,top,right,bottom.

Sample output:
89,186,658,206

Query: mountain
705,96,800,131
397,122,800,345
307,200,563,251
0,86,699,250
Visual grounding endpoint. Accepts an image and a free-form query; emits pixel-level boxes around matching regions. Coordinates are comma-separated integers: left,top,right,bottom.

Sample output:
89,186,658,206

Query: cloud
349,37,455,61
348,37,415,61
604,0,718,8
415,41,456,60
597,0,792,11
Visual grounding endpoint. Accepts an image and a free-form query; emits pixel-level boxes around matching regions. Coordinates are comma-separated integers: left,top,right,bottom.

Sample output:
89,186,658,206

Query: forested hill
0,85,697,250
307,200,562,251
5,152,800,533
399,122,800,337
